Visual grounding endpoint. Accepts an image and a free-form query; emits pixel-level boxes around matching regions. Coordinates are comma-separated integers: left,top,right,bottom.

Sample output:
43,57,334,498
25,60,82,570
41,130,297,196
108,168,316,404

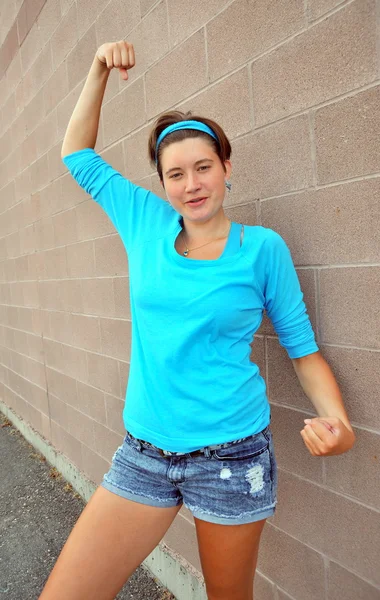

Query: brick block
36,0,61,45
76,0,105,39
6,52,21,98
30,153,47,194
50,2,78,70
33,108,58,154
17,2,29,46
60,279,83,313
44,61,69,116
101,142,125,176
102,76,145,147
118,359,129,402
35,216,55,251
1,22,20,80
258,524,325,600
12,111,27,151
327,560,380,600
145,29,207,118
53,207,78,246
66,240,96,278
272,471,380,584
60,170,87,209
66,25,98,91
81,444,109,485
140,0,159,16
308,0,351,21
104,393,125,435
225,202,258,226
252,0,377,126
267,338,314,412
26,0,47,30
261,178,380,265
95,0,140,46
271,405,323,483
66,404,96,450
207,0,304,82
319,267,380,348
325,427,380,510
24,43,53,106
315,86,380,184
229,115,312,204
48,391,69,429
168,0,229,48
24,88,46,138
71,313,101,352
60,344,88,382
48,141,66,181
253,574,275,600
77,380,106,423
87,351,120,396
178,67,251,140
12,306,27,334
100,317,131,361
44,246,67,279
321,345,380,430
94,234,129,276
49,310,73,344
123,125,153,181
43,338,63,370
93,421,123,461
20,134,37,174
113,277,131,319
46,367,78,406
56,79,82,140
27,333,44,364
81,278,115,317
127,1,169,82
75,199,116,241
22,280,39,307
20,23,42,74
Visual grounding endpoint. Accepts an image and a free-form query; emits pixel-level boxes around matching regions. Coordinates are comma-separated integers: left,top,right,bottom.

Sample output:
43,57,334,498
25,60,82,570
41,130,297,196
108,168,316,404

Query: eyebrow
164,158,214,176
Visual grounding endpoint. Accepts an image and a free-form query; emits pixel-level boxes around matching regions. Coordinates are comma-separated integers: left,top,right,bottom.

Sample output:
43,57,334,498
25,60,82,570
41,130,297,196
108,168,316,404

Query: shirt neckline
170,218,245,268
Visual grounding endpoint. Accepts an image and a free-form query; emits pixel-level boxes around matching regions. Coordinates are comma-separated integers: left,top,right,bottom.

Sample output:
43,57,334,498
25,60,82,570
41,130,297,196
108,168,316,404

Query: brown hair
148,110,232,182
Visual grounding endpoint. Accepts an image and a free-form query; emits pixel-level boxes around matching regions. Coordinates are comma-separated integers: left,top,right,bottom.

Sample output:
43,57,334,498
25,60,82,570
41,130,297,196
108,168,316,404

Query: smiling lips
186,197,207,206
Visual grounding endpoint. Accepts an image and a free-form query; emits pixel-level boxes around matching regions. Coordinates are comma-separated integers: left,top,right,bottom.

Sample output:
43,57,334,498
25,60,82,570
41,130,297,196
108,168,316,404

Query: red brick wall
0,1,379,598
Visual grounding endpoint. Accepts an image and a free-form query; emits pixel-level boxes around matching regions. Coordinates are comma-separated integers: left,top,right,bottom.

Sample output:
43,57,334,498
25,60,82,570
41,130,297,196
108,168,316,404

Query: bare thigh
39,486,182,600
195,517,266,600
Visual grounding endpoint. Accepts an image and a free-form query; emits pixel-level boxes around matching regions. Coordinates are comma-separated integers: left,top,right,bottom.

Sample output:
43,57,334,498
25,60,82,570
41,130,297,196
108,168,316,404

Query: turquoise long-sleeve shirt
62,148,319,452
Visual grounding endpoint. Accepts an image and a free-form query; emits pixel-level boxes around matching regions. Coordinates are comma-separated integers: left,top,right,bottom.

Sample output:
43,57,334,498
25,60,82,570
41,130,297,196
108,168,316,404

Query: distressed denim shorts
101,425,278,525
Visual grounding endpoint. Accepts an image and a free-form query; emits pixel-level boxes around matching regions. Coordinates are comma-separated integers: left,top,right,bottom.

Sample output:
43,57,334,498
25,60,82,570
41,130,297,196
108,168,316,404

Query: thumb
119,67,128,80
304,417,337,434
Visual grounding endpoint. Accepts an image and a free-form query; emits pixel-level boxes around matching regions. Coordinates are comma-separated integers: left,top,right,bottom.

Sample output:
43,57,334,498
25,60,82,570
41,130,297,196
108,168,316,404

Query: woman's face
160,137,232,223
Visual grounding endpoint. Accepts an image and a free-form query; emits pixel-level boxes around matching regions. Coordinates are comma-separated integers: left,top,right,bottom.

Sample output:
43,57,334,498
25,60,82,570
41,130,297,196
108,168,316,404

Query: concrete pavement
0,411,176,600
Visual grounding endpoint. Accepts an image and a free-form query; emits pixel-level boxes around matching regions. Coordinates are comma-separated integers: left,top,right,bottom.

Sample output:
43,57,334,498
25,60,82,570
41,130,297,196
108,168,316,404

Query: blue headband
155,120,218,163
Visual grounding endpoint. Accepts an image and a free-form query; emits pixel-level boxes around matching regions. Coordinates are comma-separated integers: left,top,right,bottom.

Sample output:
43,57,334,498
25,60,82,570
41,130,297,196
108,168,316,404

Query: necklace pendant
183,250,188,257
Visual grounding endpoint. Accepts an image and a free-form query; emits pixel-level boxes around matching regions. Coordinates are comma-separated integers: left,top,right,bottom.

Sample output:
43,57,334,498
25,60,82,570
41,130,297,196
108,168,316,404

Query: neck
182,210,230,242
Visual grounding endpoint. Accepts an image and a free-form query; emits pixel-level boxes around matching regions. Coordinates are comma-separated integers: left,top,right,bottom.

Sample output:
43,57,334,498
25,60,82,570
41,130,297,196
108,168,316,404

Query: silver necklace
181,221,231,257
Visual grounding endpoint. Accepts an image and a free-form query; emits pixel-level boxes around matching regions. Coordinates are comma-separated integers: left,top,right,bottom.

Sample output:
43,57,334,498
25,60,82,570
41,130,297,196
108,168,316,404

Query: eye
198,165,210,171
169,172,182,179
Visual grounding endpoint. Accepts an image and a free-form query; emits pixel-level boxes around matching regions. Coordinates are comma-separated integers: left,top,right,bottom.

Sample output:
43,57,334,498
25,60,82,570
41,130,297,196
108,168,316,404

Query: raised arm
61,41,135,158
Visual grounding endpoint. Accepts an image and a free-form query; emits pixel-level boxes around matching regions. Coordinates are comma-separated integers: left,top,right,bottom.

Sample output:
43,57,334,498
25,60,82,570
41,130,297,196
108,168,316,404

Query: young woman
39,41,355,600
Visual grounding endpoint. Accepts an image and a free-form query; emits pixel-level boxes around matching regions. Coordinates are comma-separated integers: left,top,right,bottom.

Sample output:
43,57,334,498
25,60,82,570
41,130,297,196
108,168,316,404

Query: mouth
186,197,207,207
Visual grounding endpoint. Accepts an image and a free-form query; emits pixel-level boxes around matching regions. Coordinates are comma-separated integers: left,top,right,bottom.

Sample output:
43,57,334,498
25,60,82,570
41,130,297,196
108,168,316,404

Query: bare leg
39,486,182,600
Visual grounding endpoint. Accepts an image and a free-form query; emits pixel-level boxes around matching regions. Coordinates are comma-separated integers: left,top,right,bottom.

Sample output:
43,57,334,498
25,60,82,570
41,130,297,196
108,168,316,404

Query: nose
185,172,201,193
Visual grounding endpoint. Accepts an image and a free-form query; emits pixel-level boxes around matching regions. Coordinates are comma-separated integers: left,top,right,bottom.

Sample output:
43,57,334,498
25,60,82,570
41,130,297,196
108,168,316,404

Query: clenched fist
96,41,135,81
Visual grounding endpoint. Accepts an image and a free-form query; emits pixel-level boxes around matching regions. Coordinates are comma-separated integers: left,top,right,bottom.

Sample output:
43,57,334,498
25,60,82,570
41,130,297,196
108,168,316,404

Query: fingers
300,420,335,456
98,41,135,76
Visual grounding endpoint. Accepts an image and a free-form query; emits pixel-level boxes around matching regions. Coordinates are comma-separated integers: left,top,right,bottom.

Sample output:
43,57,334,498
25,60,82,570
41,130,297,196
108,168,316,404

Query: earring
225,180,232,192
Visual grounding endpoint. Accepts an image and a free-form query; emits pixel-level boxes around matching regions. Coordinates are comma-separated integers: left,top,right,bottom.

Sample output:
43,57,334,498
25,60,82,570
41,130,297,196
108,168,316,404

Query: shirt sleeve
263,229,319,359
62,148,175,252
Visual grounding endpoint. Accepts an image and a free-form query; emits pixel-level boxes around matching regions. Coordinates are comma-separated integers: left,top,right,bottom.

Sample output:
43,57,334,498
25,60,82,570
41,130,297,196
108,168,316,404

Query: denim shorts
101,425,278,525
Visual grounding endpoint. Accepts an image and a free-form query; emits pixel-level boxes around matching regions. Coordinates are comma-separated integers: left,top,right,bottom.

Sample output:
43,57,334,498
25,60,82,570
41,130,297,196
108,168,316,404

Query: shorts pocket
212,431,269,461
